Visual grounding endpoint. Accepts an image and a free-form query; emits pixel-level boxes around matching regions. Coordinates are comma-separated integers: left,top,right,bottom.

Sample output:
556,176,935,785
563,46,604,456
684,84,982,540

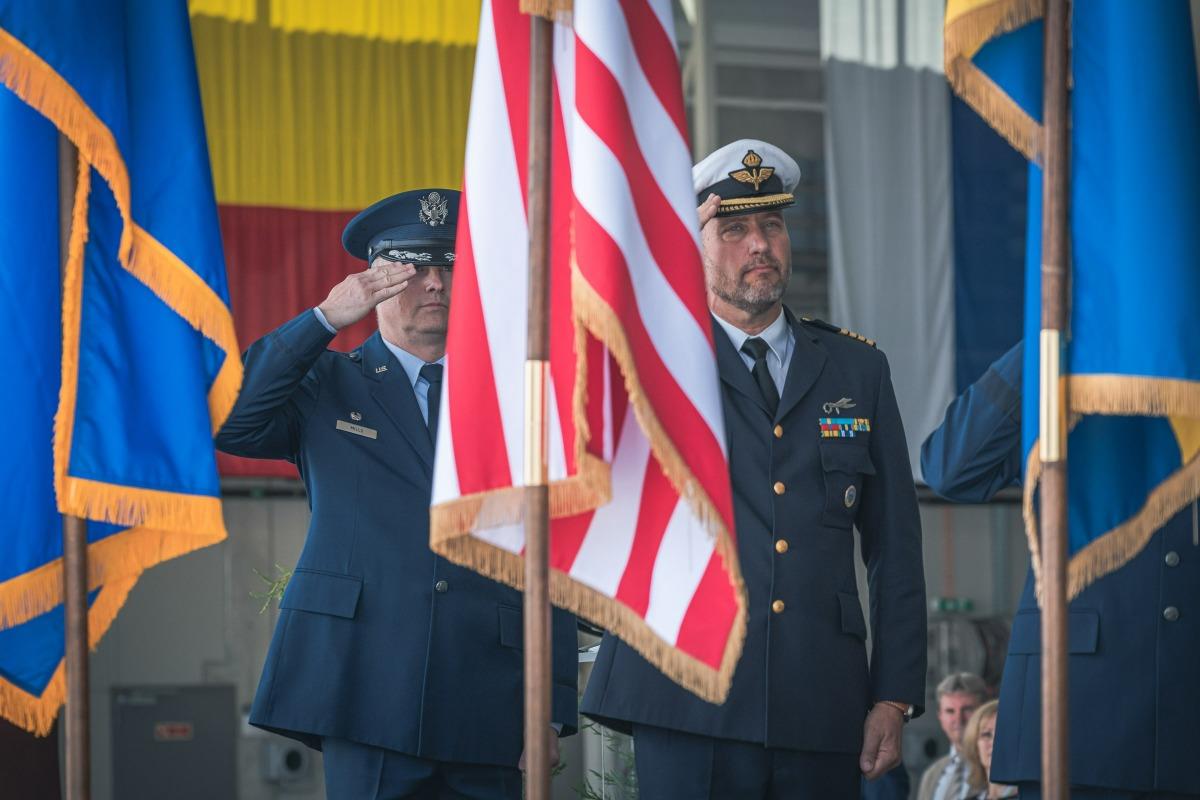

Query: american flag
430,0,746,703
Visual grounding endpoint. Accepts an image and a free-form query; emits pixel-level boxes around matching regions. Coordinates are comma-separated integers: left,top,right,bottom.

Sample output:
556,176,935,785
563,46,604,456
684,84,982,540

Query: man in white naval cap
581,140,927,799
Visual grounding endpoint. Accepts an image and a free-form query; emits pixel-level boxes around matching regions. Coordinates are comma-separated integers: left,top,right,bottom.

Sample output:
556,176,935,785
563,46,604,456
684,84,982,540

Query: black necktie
419,363,443,438
740,337,779,417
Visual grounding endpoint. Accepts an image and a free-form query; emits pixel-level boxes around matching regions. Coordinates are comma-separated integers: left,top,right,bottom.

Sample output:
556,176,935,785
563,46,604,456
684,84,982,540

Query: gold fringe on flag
429,254,750,703
1070,374,1200,419
1024,371,1200,603
0,26,237,728
568,266,748,704
0,24,242,433
435,533,746,706
0,526,226,631
429,451,611,542
943,0,1045,162
128,227,243,429
0,154,227,637
0,577,138,736
1025,443,1200,603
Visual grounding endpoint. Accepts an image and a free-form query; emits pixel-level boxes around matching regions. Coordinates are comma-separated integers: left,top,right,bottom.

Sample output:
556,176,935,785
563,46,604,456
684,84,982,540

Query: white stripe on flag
574,0,699,248
644,502,715,642
552,22,575,160
571,119,726,447
568,412,651,595
474,521,526,555
547,376,568,483
464,3,529,488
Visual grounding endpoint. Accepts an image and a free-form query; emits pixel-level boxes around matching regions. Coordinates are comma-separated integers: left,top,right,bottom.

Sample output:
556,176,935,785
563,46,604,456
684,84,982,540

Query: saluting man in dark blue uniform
217,190,578,800
581,140,928,799
922,342,1200,800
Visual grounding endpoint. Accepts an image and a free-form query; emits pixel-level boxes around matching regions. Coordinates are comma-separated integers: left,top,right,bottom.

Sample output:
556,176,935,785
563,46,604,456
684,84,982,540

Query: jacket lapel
776,308,827,422
713,315,772,417
362,333,434,475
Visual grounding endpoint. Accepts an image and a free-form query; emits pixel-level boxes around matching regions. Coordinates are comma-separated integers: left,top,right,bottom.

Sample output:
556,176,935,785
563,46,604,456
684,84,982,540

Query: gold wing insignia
729,166,774,191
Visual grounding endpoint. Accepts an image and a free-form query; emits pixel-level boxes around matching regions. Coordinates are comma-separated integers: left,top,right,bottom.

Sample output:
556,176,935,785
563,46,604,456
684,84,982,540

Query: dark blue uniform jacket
921,342,1200,794
216,310,578,766
582,310,927,754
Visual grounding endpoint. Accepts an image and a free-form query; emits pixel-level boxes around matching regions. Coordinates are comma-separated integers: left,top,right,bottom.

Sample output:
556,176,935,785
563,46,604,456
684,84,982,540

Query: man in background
917,672,987,800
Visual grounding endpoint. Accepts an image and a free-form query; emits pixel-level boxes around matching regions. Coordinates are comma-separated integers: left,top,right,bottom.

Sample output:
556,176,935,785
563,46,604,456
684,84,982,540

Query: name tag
336,420,378,439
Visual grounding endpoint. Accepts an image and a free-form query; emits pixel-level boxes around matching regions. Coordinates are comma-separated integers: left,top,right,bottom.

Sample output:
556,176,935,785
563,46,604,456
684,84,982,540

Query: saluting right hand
697,192,722,231
317,263,417,331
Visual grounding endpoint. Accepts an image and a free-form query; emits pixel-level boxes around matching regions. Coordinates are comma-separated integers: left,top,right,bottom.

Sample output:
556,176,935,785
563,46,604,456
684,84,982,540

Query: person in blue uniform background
582,139,928,800
921,342,1200,799
217,189,578,800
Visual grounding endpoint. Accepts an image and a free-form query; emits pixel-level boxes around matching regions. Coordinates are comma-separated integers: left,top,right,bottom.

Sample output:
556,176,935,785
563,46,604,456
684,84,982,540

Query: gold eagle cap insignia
729,150,775,191
418,191,449,227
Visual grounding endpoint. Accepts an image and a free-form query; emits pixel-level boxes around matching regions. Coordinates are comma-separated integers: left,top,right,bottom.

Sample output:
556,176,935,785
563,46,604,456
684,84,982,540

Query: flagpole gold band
525,359,550,486
1040,329,1064,463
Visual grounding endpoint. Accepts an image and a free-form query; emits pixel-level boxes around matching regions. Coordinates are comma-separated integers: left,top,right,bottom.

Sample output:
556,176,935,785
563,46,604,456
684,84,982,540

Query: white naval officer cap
692,139,801,217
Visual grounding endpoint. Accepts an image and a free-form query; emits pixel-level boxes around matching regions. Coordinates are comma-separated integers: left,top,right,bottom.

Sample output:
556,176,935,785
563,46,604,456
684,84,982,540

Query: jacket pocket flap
280,569,362,619
1008,609,1099,655
838,592,867,640
819,442,876,475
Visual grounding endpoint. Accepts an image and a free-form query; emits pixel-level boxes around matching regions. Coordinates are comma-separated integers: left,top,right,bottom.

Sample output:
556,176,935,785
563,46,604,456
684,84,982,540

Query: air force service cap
342,188,460,266
692,139,800,217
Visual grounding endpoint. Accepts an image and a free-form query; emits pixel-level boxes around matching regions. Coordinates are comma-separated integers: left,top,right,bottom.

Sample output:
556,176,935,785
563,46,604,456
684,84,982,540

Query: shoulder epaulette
800,317,876,348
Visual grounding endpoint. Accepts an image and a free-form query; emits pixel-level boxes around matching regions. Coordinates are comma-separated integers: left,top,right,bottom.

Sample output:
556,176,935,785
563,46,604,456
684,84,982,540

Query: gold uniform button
775,539,789,554
773,481,786,495
773,424,784,439
771,599,785,614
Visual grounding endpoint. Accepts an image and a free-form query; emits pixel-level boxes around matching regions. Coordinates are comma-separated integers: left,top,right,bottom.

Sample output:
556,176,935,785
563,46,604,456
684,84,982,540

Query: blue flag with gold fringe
944,0,1200,599
0,0,239,733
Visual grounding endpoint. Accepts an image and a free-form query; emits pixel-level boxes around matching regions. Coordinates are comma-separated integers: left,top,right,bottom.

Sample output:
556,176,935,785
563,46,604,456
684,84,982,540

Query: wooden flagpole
1039,0,1070,796
523,12,554,800
58,133,91,800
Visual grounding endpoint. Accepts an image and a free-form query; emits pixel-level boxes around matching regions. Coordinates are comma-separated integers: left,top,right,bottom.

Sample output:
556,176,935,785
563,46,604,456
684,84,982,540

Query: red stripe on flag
575,206,736,531
609,350,630,449
614,458,680,616
675,552,739,670
574,39,711,338
447,202,513,493
491,0,531,212
616,0,690,144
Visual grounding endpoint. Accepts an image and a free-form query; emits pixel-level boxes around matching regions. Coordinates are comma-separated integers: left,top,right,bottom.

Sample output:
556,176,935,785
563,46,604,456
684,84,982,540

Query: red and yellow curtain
187,0,479,476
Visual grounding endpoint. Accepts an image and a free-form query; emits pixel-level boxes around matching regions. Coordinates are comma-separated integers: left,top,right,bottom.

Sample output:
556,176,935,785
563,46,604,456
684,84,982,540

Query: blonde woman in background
962,701,1016,799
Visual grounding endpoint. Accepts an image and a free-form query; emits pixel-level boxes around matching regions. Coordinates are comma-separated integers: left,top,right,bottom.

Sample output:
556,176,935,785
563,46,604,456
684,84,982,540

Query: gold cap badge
728,150,775,192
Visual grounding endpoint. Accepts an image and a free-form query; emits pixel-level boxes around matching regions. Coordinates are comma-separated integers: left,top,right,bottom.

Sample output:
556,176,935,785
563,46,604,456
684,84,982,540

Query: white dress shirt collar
380,335,444,387
712,307,789,363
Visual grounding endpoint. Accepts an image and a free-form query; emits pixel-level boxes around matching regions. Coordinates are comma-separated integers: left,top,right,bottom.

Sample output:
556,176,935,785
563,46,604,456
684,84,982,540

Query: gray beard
710,266,789,316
